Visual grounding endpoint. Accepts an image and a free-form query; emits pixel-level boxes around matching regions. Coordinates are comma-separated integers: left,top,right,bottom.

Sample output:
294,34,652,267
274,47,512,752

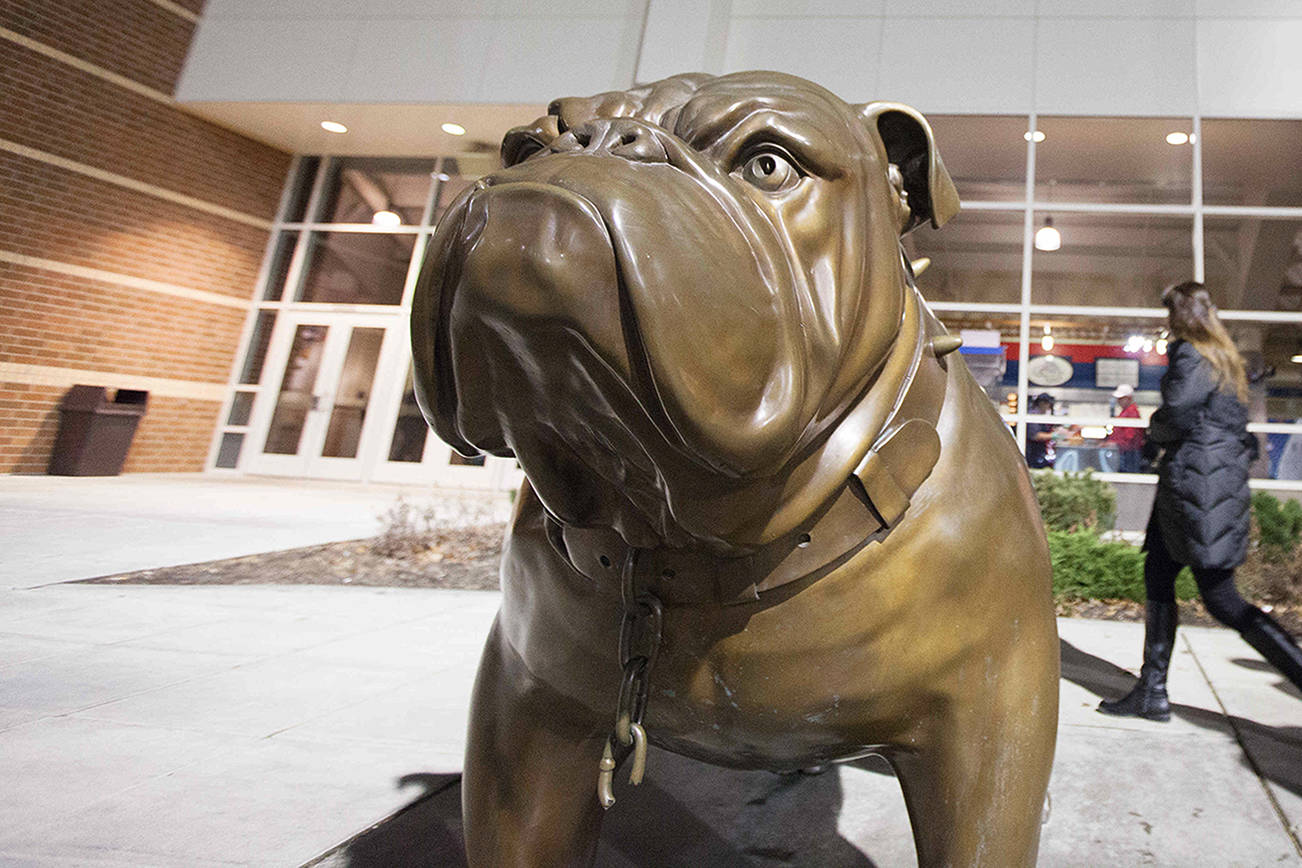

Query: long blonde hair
1162,281,1248,403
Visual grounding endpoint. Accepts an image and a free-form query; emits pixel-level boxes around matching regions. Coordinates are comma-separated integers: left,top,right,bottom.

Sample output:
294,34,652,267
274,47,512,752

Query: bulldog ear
857,102,960,232
501,114,561,167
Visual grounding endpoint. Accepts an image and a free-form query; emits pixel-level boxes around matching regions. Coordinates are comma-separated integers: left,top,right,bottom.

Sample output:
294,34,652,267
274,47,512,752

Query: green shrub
1040,484,1301,606
1251,491,1302,563
1048,531,1197,602
1031,470,1117,534
1239,492,1302,604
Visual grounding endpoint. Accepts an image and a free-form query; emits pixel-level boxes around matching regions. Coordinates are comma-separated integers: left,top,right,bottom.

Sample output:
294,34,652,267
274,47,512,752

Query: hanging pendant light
1034,216,1061,251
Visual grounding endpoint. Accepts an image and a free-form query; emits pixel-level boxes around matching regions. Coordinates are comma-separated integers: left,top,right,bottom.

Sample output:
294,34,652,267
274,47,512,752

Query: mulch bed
79,524,508,591
1058,598,1302,635
80,522,1302,635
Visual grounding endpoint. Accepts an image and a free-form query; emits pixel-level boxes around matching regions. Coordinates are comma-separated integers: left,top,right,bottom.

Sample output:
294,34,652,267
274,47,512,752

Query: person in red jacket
1109,383,1144,472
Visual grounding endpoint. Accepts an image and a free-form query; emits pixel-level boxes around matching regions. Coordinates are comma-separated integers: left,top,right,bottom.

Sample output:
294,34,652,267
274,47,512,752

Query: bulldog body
413,72,1058,866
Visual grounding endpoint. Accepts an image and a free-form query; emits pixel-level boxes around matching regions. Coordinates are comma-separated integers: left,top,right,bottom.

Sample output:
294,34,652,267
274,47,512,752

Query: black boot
1241,610,1302,693
1098,601,1178,722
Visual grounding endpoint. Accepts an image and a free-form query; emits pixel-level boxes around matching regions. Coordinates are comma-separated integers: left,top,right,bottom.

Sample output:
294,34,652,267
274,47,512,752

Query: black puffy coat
1146,339,1254,570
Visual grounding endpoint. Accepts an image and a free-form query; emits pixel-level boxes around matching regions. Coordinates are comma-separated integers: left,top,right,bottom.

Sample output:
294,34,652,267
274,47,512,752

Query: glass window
238,310,277,385
432,157,478,223
1021,316,1170,474
296,232,416,305
926,115,1028,203
1035,116,1193,205
228,136,1302,488
215,433,243,469
936,314,1019,416
1203,216,1302,312
226,391,255,426
1202,119,1302,208
263,324,328,455
314,157,434,225
282,157,320,223
1261,431,1302,481
261,231,299,301
905,210,1024,304
387,368,430,463
1237,321,1302,425
1234,321,1302,481
320,328,385,459
1031,213,1194,307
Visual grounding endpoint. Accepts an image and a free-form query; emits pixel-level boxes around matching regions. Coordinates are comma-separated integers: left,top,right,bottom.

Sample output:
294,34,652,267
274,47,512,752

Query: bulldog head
412,71,958,553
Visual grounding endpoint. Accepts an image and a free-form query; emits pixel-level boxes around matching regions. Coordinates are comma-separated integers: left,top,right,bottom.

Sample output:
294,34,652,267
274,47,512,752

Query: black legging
1145,520,1256,632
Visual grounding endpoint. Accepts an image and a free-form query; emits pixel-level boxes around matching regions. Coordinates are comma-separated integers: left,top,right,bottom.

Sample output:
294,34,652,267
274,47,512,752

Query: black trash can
48,385,149,476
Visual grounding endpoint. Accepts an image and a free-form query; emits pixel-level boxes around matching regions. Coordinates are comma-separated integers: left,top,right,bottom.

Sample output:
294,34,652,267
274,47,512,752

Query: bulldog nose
553,118,668,164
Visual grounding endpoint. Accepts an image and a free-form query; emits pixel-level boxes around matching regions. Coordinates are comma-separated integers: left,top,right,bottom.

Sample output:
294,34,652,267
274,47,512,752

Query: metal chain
597,547,663,809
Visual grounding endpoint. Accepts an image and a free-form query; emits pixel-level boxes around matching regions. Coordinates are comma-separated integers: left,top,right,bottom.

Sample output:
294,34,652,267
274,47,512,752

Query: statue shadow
312,773,464,867
321,759,884,867
1060,639,1302,799
596,749,883,867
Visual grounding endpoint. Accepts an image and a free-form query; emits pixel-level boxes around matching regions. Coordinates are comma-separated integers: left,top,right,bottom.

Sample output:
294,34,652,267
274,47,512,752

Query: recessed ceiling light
1024,130,1045,143
371,209,401,227
1292,353,1302,364
1165,131,1189,145
442,122,466,136
320,120,348,134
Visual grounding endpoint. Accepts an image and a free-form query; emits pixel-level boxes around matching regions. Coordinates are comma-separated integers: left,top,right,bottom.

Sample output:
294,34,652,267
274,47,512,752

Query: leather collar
548,269,958,607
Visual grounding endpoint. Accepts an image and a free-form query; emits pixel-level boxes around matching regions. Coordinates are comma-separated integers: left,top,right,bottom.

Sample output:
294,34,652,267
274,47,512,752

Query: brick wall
0,382,63,473
0,0,292,474
0,0,197,93
122,396,226,473
1,153,270,297
0,263,247,381
1,41,287,218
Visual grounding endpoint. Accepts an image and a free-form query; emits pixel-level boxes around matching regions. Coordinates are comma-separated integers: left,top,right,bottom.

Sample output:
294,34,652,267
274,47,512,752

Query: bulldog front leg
462,617,609,867
886,673,1057,867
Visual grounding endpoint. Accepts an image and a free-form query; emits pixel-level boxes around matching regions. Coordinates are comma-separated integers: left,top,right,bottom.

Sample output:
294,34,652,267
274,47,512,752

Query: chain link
597,547,664,809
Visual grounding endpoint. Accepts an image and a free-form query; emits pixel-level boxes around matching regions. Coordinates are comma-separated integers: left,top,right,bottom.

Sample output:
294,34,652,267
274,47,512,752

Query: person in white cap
1109,382,1144,472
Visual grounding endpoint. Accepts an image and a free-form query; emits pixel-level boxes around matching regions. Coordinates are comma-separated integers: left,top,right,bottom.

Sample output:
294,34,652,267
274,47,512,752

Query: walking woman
1099,281,1302,721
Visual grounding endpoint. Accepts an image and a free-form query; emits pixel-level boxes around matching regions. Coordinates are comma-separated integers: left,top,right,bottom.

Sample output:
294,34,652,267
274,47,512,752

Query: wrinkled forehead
673,72,859,146
548,72,868,155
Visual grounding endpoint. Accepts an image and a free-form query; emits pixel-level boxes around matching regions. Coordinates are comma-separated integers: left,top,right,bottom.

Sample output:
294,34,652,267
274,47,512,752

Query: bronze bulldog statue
412,71,1058,867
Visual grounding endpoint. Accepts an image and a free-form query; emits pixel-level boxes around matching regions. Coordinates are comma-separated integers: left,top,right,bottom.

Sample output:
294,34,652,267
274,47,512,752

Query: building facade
3,1,1300,511
0,0,291,473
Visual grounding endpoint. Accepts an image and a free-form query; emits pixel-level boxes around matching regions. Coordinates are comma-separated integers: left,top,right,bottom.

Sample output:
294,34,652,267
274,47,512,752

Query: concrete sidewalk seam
1183,632,1302,858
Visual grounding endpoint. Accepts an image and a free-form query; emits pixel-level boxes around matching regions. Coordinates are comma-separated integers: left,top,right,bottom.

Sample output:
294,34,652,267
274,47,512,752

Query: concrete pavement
0,474,511,589
1,473,1299,866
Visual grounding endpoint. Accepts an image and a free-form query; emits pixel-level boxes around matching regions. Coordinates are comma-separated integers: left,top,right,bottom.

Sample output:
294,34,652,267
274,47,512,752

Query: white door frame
244,310,408,480
366,353,524,491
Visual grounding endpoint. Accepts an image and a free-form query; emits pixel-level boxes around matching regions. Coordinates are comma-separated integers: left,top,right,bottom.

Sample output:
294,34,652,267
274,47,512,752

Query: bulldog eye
737,150,801,194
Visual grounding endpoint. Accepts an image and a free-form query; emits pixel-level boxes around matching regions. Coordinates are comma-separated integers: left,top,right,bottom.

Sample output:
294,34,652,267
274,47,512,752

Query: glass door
367,359,526,491
247,312,402,479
